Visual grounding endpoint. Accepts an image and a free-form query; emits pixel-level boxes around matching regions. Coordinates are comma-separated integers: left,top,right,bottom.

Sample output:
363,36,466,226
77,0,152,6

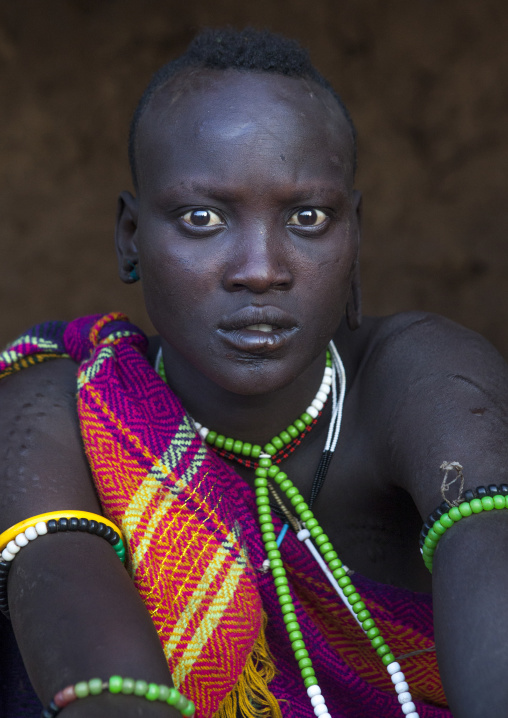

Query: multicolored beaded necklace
156,344,420,718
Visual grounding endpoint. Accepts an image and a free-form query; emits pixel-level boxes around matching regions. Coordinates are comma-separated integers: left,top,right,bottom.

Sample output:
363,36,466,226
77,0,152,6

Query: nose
222,229,293,293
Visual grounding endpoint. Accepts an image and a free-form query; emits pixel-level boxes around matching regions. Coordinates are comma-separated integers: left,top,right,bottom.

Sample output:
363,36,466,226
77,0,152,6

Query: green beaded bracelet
421,495,508,572
41,676,195,717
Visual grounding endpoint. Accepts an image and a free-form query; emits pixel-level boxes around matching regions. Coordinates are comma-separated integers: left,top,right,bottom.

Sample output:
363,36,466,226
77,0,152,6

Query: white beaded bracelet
1,520,48,561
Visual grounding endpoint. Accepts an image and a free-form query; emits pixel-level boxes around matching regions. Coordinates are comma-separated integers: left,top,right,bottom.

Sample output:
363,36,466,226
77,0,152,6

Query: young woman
1,27,508,718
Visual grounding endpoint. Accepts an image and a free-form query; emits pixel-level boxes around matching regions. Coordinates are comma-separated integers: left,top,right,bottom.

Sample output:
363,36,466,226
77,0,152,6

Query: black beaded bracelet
0,514,126,619
0,559,10,618
419,483,508,548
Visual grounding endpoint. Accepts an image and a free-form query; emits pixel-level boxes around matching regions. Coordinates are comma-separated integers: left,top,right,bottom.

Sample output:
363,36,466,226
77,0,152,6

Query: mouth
217,307,299,354
245,323,276,333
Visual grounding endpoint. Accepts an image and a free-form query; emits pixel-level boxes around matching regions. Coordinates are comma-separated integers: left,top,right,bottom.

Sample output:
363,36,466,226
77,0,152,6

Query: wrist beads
420,484,508,573
41,675,195,717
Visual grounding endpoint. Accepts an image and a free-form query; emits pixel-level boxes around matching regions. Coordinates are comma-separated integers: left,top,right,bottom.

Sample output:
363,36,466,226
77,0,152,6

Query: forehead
135,69,354,193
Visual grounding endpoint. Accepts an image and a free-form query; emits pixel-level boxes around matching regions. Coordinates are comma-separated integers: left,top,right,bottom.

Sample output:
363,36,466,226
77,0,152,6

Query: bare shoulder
355,312,508,515
0,358,101,532
360,310,508,391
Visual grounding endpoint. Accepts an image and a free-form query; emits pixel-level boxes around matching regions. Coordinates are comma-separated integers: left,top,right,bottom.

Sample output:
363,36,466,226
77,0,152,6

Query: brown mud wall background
1,1,508,355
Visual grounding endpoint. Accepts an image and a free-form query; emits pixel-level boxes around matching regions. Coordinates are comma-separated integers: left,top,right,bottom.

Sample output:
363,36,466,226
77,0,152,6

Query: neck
158,343,331,446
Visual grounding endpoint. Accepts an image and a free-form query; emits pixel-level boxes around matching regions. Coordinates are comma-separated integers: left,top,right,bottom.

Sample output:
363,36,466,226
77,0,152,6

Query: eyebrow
159,180,348,204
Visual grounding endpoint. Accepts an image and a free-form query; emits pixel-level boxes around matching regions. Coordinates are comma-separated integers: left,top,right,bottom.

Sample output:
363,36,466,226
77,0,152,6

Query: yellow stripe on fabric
162,529,237,664
99,329,139,345
77,346,115,388
122,476,162,572
133,487,177,569
171,546,247,688
1,336,61,359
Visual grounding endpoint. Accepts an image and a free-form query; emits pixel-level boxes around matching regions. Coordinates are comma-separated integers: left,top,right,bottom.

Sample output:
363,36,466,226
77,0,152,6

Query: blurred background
1,0,508,355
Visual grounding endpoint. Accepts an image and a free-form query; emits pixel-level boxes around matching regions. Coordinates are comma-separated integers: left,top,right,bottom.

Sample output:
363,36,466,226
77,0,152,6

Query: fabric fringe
213,614,282,718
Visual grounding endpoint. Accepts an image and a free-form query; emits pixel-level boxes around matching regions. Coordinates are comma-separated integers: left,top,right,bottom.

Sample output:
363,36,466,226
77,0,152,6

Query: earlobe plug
127,261,140,282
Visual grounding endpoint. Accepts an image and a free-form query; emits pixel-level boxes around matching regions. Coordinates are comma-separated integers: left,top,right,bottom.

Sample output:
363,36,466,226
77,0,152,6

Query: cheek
138,248,217,337
308,258,354,335
299,247,353,308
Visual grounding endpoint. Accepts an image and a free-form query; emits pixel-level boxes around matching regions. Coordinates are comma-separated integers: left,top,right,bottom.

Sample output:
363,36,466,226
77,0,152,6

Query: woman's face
118,69,360,396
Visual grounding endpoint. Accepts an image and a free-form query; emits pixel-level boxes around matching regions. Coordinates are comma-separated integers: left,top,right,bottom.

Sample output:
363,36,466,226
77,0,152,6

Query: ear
115,191,140,283
352,189,362,239
346,190,362,331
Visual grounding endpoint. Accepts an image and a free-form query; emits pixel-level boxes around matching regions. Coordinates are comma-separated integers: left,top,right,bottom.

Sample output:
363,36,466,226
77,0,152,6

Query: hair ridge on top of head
128,26,357,190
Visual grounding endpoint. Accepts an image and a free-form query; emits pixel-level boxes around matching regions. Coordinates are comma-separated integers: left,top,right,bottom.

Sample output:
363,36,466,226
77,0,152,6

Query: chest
232,401,431,593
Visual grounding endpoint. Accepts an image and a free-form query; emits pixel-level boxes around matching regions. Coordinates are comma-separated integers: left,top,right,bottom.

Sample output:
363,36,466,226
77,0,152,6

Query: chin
205,355,304,397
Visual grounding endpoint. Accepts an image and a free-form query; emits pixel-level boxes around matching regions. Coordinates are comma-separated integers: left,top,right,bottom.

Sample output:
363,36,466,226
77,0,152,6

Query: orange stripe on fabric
0,352,69,381
81,385,246,585
160,475,228,588
179,568,263,715
81,384,235,562
88,312,129,346
128,464,233,613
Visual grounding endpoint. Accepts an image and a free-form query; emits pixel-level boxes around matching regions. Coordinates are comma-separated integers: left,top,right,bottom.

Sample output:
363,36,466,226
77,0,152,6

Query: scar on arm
449,374,502,414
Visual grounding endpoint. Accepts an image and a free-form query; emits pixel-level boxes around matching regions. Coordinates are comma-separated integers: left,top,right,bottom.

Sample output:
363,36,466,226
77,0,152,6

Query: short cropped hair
128,27,357,189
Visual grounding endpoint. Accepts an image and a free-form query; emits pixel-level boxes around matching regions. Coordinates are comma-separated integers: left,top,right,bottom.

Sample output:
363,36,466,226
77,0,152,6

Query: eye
181,209,224,227
287,208,328,227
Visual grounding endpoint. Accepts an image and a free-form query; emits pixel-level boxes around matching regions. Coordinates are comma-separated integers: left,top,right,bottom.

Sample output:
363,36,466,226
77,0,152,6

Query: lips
217,306,298,353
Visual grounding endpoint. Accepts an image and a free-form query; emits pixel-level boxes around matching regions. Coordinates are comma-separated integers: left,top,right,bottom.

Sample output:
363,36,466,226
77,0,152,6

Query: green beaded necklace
156,344,418,718
157,350,333,469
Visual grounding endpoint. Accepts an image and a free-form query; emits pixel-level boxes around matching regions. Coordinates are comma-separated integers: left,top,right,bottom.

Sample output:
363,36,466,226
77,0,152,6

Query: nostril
223,257,292,293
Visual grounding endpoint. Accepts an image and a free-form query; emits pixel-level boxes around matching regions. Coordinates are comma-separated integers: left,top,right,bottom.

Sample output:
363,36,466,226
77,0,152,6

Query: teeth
245,324,274,332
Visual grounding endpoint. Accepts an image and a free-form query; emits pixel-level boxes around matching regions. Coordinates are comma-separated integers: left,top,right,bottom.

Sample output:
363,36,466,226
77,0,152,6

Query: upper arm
0,357,100,530
369,313,508,517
